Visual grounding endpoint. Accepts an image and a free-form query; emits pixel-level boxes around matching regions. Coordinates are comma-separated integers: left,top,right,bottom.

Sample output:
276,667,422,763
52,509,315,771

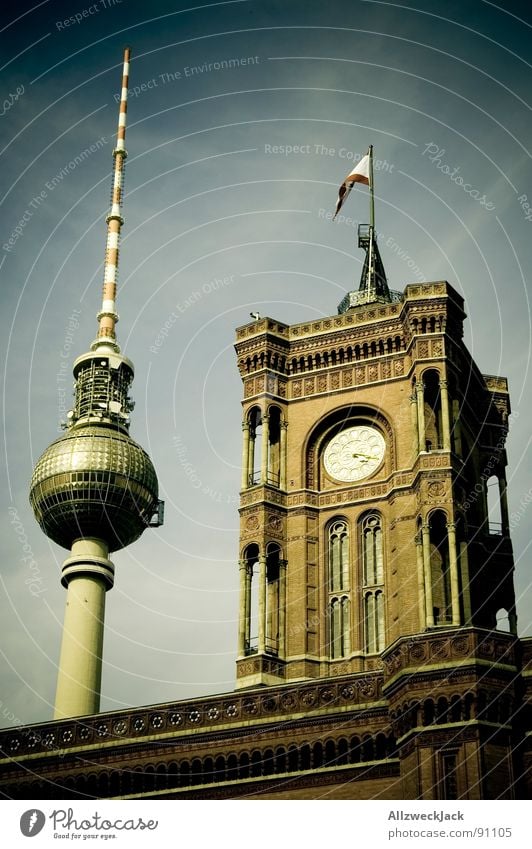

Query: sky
1,0,531,727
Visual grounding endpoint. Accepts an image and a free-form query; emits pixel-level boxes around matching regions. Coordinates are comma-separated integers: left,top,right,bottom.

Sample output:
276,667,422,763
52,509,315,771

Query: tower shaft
54,539,114,720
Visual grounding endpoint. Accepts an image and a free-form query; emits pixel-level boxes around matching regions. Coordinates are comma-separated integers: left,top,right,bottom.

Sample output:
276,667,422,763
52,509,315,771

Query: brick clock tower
234,215,519,796
235,278,515,683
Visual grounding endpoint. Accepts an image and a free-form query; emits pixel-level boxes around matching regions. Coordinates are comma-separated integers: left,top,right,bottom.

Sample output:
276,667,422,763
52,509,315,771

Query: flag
334,153,370,218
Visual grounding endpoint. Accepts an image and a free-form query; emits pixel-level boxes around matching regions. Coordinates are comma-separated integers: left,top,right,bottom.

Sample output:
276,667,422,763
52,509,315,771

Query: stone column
244,563,252,648
411,393,419,459
416,534,426,630
421,523,434,627
280,421,288,489
452,399,462,457
261,414,269,484
238,559,247,656
241,422,250,490
54,538,114,719
447,522,461,625
258,554,267,653
459,541,472,624
416,382,426,452
508,606,518,635
279,560,287,657
440,378,451,451
247,425,255,486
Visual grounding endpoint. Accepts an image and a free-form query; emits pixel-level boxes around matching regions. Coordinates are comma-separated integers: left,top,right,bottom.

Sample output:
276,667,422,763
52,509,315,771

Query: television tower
29,49,163,720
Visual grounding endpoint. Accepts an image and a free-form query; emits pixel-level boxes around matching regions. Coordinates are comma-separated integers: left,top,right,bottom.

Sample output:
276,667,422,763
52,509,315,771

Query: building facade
1,280,531,800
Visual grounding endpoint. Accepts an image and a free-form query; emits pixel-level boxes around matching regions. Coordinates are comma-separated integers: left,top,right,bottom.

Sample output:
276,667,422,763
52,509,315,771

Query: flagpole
367,145,375,294
369,144,375,231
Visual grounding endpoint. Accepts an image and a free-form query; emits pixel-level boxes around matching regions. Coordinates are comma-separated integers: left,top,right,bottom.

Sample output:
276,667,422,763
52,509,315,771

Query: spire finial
92,47,131,352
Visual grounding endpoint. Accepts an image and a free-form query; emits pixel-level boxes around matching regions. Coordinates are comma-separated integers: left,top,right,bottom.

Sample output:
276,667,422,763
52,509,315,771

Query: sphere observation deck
30,424,159,552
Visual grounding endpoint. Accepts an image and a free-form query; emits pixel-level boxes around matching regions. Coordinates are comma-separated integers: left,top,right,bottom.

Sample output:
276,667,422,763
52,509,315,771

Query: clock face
324,426,386,482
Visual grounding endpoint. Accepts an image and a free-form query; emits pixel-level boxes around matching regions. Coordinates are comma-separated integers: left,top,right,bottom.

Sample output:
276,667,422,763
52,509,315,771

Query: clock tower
234,227,515,693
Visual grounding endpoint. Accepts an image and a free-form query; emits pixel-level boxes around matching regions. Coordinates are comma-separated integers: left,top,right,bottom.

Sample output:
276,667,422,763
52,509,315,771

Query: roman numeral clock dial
323,426,386,482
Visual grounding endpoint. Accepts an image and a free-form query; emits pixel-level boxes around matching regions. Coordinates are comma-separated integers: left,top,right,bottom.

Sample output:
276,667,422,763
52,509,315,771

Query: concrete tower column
54,538,114,719
416,382,426,452
421,523,434,627
440,378,451,451
241,421,250,490
447,522,461,625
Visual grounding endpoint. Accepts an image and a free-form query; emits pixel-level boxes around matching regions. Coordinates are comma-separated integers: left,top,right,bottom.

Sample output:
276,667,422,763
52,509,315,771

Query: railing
247,470,280,487
337,289,404,313
433,613,453,626
244,639,278,657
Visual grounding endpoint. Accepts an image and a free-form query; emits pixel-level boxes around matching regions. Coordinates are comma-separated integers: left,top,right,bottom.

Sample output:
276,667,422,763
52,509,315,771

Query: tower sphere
29,424,159,552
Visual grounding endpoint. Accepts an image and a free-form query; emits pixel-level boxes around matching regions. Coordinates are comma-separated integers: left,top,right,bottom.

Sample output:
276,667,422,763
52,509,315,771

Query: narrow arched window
328,519,350,658
362,514,383,586
361,514,385,653
329,520,349,591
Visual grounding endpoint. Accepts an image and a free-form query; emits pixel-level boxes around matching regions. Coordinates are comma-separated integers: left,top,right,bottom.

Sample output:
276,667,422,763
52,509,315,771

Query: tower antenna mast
93,47,131,353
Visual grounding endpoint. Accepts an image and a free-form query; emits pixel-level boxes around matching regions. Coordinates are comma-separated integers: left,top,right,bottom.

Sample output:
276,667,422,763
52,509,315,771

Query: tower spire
92,47,131,353
336,145,392,313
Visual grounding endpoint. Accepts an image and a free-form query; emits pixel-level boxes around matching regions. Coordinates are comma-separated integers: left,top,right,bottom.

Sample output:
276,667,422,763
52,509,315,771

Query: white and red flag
334,153,370,219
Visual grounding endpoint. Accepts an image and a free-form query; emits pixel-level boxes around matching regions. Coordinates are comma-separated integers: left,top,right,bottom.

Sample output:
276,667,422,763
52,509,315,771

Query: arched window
361,514,385,653
329,519,349,591
247,407,262,486
243,543,259,654
327,520,351,659
267,406,281,487
486,474,503,534
362,514,383,586
423,370,443,451
266,543,281,655
429,510,452,625
495,607,511,632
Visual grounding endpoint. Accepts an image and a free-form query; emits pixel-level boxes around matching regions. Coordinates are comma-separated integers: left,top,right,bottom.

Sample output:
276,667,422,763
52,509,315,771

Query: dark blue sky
1,0,531,724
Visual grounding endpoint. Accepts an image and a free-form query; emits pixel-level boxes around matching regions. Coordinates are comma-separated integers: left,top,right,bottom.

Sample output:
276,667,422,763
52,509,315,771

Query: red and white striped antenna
92,47,131,352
